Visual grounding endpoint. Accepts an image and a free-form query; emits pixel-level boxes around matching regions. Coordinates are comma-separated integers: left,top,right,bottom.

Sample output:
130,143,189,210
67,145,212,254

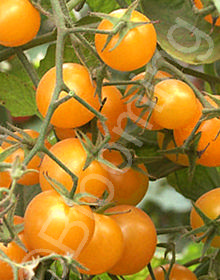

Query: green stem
147,263,156,280
14,48,40,88
157,225,191,235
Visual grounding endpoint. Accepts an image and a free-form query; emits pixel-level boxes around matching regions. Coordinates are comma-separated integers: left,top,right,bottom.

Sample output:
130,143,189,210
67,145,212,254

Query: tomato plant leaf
167,165,220,201
213,0,220,14
0,73,37,117
141,0,220,64
87,0,119,13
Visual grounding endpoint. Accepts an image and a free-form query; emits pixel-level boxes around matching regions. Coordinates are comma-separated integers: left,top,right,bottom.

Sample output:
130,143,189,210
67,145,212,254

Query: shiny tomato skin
95,9,157,72
24,190,95,257
146,263,197,280
77,213,124,275
0,216,28,280
152,79,199,129
39,138,108,202
106,205,157,275
98,84,127,142
102,149,149,205
174,96,220,167
124,72,162,130
194,0,220,26
0,129,46,187
0,0,41,47
190,188,220,248
36,63,99,128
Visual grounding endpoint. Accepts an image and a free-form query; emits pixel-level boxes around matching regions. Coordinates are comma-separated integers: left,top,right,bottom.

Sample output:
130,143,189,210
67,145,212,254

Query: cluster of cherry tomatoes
0,0,220,279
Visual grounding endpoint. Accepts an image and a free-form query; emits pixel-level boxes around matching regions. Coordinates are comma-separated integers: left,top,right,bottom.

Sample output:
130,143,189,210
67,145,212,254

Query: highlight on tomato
0,0,41,47
146,263,197,280
39,138,108,202
0,216,29,280
24,190,95,257
102,148,149,205
190,188,220,248
97,83,127,142
77,213,124,275
0,129,49,188
152,79,199,129
36,63,99,129
95,9,157,72
106,205,157,275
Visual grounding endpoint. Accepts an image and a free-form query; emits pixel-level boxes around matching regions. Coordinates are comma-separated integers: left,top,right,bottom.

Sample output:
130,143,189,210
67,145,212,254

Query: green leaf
167,165,220,201
141,0,220,64
0,73,37,117
87,0,119,13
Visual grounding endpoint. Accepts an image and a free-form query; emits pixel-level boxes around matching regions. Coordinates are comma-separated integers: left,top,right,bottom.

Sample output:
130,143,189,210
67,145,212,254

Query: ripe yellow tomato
146,263,197,280
24,190,95,257
97,84,127,142
190,188,220,248
106,205,157,275
77,213,124,275
0,0,41,47
95,9,157,72
0,216,28,280
152,79,199,129
36,63,99,128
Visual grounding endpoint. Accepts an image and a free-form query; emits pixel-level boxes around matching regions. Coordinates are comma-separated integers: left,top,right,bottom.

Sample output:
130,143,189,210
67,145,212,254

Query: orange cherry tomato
77,213,124,275
24,190,95,257
36,63,99,128
190,188,220,248
106,205,157,275
194,0,220,26
0,129,49,187
39,138,108,202
102,149,149,205
124,72,162,130
157,132,189,166
0,216,28,280
146,263,197,280
95,9,157,72
0,0,41,47
98,84,127,142
174,96,220,167
152,79,199,129
54,127,76,140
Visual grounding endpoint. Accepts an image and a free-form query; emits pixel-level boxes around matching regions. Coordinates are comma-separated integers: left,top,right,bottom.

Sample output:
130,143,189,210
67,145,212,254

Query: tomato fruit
0,216,28,280
157,132,189,166
40,138,108,201
98,84,127,142
77,213,124,275
54,126,76,140
124,72,162,130
152,79,199,129
194,0,220,26
190,188,220,248
24,190,95,257
0,129,48,187
36,63,99,128
146,263,197,280
102,149,149,205
106,205,157,275
0,0,41,47
174,96,220,167
95,9,157,72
